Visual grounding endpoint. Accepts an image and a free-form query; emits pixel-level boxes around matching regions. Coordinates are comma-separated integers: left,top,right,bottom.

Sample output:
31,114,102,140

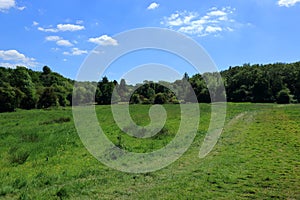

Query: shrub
154,93,167,104
130,94,141,104
277,89,291,104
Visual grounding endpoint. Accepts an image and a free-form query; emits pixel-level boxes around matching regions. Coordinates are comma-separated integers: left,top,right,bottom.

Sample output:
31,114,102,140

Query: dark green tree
37,87,58,108
154,93,167,104
277,88,291,104
96,77,115,105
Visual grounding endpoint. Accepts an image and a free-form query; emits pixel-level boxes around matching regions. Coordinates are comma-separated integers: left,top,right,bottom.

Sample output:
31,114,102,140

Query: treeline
1,61,300,112
221,62,300,103
0,66,74,112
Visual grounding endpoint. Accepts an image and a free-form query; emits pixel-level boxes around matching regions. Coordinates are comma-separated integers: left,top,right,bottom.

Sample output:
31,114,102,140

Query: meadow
0,103,299,199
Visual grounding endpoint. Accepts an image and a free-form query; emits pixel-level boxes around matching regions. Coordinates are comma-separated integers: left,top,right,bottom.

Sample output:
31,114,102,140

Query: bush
0,86,22,112
277,89,291,104
130,94,141,104
154,93,167,104
37,87,58,108
141,98,152,104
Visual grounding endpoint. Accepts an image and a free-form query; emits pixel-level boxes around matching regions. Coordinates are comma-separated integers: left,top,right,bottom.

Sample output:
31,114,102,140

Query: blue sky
0,0,300,81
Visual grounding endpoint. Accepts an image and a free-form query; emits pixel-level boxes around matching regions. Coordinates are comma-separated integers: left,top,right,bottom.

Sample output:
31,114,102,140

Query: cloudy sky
0,0,300,80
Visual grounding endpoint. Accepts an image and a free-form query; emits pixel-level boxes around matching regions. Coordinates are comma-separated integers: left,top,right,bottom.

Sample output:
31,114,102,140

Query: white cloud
278,0,300,7
0,49,37,67
161,7,236,37
205,26,222,33
63,48,87,56
16,5,25,10
0,0,25,12
38,23,85,32
32,21,39,26
0,49,29,61
147,2,159,10
57,24,85,31
207,10,227,17
0,0,15,11
88,35,118,46
38,27,57,33
56,39,73,47
45,36,73,47
45,35,61,41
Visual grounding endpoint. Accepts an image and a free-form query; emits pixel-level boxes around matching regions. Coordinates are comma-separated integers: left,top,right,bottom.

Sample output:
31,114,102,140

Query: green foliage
37,87,58,108
42,66,51,75
130,94,141,104
96,76,115,105
222,62,300,103
277,88,291,104
1,61,300,113
0,85,22,112
0,66,73,112
154,92,167,104
11,67,37,109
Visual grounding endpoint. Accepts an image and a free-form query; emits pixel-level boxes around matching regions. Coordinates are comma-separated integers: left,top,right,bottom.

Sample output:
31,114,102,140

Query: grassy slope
0,103,299,199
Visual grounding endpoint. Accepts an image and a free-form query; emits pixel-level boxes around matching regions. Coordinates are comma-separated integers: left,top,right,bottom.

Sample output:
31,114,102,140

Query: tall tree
11,67,36,109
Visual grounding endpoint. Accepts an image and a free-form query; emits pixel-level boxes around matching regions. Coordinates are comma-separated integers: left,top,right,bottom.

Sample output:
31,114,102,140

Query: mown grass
0,103,299,199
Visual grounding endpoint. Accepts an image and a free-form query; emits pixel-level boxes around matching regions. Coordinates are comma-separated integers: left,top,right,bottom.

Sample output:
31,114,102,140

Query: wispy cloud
147,2,160,10
278,0,300,7
76,20,84,25
0,49,37,67
32,21,39,26
38,23,85,32
45,36,73,47
161,7,236,37
45,36,61,41
63,48,88,56
56,39,73,47
88,35,118,46
0,0,25,12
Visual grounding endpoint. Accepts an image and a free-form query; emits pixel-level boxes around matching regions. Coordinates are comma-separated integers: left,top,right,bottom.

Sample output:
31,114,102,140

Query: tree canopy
0,61,300,112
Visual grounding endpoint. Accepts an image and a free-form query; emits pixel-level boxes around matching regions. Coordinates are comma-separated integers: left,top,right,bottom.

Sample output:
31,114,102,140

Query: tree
37,87,58,108
277,89,291,104
252,69,272,103
0,85,23,112
42,66,51,75
11,67,37,109
96,77,115,105
130,94,141,104
154,93,167,104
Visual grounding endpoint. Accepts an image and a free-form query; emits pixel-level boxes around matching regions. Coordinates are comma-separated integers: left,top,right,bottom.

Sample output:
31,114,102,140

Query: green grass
0,103,299,199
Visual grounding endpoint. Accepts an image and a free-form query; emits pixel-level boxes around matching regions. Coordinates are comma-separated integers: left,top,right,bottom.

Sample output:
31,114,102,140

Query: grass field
0,103,299,199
